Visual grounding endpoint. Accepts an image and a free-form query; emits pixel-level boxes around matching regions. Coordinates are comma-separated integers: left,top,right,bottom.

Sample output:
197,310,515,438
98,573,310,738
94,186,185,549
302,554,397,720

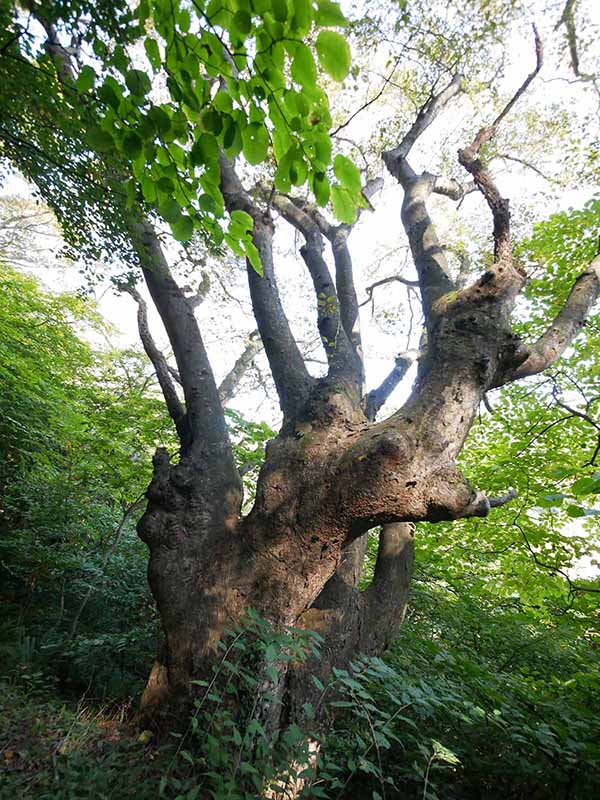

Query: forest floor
0,676,169,799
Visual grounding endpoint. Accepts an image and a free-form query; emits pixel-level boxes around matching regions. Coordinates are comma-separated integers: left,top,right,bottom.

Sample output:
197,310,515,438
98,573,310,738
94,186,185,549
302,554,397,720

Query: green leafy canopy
0,0,361,263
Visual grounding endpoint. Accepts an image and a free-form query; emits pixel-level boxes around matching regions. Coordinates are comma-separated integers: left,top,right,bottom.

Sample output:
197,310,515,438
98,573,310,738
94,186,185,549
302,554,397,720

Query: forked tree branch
384,74,463,175
219,154,314,419
271,192,356,377
33,10,237,479
168,330,262,405
360,274,419,308
130,217,238,482
122,284,187,437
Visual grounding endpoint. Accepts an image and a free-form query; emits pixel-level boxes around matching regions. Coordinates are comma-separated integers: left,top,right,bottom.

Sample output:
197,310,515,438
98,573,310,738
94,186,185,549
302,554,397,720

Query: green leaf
315,31,351,81
291,0,313,36
75,65,95,93
571,476,599,495
333,154,362,195
314,0,347,27
144,38,161,71
87,126,113,152
97,81,121,110
125,69,152,97
244,239,263,275
231,210,254,233
271,0,288,23
311,171,330,207
149,106,172,136
223,120,242,158
242,122,269,165
122,131,143,159
191,133,219,166
331,184,357,223
232,10,252,36
198,194,217,213
291,44,317,89
158,198,182,224
201,110,223,135
171,214,194,241
140,176,157,203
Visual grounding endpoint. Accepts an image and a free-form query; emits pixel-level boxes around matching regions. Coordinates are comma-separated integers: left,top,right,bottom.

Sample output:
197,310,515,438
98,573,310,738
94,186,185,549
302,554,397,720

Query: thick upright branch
383,76,463,328
331,228,363,370
130,216,238,490
270,192,360,385
219,155,313,420
362,523,415,653
218,331,262,404
364,353,415,421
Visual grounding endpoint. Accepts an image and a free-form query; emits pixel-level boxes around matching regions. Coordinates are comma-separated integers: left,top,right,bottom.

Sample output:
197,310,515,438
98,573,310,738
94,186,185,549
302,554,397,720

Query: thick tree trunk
137,352,490,721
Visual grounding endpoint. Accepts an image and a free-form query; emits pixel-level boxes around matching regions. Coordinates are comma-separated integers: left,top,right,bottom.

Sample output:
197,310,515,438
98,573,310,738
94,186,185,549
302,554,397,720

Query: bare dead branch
459,487,518,517
492,25,543,129
496,153,552,182
360,274,419,309
458,26,543,266
331,53,404,137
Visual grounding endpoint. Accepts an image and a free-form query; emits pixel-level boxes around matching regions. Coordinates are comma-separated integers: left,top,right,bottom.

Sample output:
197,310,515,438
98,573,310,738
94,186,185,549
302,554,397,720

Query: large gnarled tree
1,0,599,741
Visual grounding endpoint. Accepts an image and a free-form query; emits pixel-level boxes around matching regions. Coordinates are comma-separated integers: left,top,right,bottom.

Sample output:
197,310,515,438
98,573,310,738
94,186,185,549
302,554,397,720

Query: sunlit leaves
3,0,364,260
170,214,194,241
242,122,269,165
311,171,330,207
333,154,362,194
315,31,351,81
314,0,348,27
331,184,356,224
144,38,161,71
291,44,318,89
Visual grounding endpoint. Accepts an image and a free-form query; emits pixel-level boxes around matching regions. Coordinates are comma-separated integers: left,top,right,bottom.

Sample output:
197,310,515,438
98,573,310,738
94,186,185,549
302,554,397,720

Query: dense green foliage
0,0,363,279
